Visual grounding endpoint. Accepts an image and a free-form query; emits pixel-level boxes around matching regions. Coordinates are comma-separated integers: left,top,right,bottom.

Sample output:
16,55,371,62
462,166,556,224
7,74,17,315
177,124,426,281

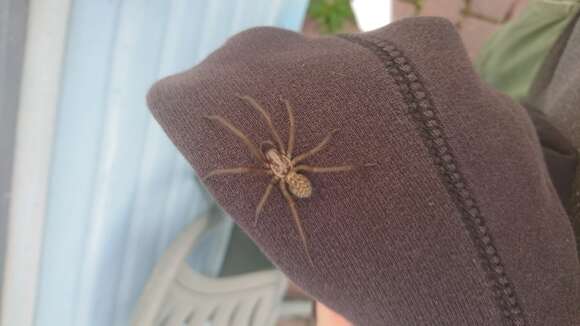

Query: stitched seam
338,34,526,326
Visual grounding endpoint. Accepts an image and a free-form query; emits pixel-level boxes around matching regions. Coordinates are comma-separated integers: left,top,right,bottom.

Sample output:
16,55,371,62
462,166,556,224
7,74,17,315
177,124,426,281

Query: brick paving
394,0,529,59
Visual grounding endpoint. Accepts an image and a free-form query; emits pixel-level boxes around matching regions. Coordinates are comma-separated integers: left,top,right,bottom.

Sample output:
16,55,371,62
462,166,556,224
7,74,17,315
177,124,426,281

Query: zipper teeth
338,34,526,326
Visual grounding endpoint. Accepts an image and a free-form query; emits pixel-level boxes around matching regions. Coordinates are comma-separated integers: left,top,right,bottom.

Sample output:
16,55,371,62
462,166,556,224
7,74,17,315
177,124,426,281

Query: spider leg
291,129,339,164
203,167,271,181
294,164,354,173
279,180,315,267
205,115,265,163
254,176,277,226
280,97,296,159
237,95,286,154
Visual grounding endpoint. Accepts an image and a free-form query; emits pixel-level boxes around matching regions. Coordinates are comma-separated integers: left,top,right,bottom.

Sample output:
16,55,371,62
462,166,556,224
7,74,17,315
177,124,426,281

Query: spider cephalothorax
204,95,356,265
264,147,312,198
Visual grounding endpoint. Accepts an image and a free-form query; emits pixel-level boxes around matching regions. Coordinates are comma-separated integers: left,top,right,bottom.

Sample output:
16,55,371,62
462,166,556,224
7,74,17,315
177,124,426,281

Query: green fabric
476,0,580,100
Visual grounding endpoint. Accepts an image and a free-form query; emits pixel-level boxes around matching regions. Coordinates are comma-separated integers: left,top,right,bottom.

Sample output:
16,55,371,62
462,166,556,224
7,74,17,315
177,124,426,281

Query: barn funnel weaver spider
204,95,359,266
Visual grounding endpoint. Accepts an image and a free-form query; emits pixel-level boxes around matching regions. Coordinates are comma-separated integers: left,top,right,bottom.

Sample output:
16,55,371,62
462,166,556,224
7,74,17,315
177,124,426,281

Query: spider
204,95,358,266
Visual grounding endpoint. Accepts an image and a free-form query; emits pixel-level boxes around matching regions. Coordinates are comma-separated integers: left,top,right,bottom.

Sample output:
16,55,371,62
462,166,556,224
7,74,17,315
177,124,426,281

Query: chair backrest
132,214,288,326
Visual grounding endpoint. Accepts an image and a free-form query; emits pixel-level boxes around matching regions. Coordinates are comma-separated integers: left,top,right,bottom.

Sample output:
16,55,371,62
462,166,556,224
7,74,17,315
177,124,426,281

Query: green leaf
307,0,355,34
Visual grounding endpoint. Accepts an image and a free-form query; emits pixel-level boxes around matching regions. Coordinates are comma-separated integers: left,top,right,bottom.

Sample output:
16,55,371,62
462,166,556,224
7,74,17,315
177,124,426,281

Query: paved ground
394,0,529,59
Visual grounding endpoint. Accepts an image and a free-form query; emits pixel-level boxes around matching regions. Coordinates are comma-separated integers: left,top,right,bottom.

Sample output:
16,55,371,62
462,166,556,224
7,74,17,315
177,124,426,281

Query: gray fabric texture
148,17,580,326
526,109,577,209
525,12,580,265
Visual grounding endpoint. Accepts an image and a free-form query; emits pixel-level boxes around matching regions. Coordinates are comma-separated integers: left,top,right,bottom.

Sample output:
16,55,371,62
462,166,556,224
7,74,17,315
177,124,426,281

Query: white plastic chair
132,214,288,326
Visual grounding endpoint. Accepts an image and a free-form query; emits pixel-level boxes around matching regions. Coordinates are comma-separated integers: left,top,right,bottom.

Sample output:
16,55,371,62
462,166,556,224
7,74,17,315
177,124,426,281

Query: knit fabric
526,109,577,208
147,17,580,325
525,12,580,261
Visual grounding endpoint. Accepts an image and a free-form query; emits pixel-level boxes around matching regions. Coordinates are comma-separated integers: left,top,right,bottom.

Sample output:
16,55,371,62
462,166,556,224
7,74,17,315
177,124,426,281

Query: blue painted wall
34,1,308,325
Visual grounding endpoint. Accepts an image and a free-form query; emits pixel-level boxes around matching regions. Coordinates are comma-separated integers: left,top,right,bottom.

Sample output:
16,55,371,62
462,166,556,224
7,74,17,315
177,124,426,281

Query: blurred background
0,0,554,325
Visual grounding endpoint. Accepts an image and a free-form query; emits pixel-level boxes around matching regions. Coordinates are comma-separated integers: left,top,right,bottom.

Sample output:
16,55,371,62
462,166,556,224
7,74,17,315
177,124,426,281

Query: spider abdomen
286,171,312,198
